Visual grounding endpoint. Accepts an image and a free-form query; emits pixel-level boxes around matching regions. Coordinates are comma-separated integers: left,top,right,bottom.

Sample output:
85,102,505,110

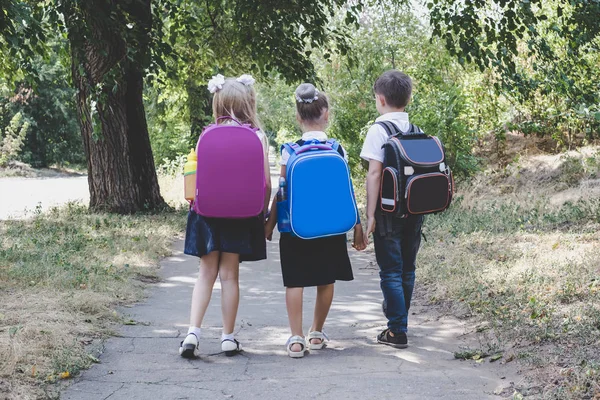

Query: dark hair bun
295,83,320,103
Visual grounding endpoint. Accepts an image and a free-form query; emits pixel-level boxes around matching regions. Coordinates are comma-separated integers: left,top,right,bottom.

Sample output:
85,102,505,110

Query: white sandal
179,333,200,359
286,335,307,358
307,330,329,350
221,339,243,357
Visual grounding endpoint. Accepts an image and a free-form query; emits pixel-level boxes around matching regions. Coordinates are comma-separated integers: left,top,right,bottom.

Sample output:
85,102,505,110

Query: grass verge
418,151,600,399
0,203,186,399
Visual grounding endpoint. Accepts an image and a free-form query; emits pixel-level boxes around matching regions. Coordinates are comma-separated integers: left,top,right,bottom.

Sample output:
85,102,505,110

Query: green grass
426,196,600,235
419,192,600,399
0,203,186,399
1,203,186,290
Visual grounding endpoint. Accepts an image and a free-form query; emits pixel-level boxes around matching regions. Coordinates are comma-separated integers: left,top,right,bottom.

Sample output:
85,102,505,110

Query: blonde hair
212,78,261,129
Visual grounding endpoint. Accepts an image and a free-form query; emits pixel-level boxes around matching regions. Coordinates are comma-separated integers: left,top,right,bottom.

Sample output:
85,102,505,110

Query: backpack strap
376,121,398,138
287,138,344,158
410,124,424,134
325,139,340,151
281,142,300,155
376,121,424,137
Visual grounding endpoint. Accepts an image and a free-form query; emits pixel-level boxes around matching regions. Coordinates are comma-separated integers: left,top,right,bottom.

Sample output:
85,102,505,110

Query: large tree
55,1,164,213
1,0,363,213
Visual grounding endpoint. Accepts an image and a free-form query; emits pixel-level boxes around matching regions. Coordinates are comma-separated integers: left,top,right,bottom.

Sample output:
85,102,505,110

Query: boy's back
360,70,425,349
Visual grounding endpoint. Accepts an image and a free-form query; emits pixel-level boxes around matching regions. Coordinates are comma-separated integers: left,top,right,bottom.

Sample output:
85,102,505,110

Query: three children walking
181,69,425,358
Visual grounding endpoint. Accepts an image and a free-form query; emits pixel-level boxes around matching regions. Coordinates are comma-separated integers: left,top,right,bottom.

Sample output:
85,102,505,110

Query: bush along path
62,236,519,400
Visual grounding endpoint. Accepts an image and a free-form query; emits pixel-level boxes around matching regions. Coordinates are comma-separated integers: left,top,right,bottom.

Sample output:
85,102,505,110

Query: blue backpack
277,139,359,239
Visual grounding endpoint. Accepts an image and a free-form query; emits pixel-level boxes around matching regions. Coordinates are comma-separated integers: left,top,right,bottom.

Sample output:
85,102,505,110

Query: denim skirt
184,210,267,262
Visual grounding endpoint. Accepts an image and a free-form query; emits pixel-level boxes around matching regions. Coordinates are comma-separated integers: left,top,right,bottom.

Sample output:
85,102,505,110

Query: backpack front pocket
392,136,445,167
405,173,451,215
380,167,399,213
277,200,292,233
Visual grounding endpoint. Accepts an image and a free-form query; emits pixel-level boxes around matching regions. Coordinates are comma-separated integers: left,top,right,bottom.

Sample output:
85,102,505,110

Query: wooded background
1,0,599,212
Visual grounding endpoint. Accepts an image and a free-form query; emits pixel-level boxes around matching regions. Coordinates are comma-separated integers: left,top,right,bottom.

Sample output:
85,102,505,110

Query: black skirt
184,210,267,262
279,233,354,287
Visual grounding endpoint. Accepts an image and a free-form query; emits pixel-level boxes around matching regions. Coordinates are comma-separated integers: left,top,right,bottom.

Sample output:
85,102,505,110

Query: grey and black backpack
378,121,454,218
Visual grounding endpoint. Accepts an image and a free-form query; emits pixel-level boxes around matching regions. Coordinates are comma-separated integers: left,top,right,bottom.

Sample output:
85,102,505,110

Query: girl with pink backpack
180,74,271,358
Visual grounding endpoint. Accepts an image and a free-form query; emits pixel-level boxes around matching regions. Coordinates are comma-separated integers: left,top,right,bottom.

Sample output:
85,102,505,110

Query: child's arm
265,195,277,241
263,137,272,215
364,159,383,246
352,223,365,251
265,165,286,240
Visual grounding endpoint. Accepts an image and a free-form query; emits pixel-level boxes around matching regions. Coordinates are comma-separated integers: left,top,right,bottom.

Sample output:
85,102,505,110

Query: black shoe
377,328,408,349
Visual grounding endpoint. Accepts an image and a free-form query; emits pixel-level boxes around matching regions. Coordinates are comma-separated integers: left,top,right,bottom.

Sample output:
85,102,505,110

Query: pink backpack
192,117,266,218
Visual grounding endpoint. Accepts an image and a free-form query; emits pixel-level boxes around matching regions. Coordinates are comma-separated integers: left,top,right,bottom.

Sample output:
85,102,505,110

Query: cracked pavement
61,237,519,400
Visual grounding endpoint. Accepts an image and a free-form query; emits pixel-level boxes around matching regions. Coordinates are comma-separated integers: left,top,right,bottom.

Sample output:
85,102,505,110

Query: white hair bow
295,89,320,103
207,74,225,94
236,74,255,86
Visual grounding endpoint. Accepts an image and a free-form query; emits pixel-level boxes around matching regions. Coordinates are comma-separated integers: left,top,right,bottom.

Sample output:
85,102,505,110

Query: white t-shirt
280,131,348,166
360,112,411,163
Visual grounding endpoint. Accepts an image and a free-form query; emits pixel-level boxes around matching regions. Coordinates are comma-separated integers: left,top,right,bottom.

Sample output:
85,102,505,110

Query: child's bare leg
218,252,240,335
190,251,220,328
286,287,304,351
310,284,334,344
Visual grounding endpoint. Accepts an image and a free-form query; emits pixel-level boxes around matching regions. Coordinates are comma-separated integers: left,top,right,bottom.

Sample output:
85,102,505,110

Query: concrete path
0,175,88,219
62,238,518,400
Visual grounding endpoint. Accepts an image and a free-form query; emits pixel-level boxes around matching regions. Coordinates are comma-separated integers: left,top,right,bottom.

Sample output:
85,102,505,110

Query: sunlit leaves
427,0,600,104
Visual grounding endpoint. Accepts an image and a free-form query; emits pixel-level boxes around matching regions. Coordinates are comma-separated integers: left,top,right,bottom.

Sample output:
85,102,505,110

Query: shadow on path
62,234,519,400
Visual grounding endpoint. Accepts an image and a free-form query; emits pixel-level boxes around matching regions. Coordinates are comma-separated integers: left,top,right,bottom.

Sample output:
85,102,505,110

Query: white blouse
280,131,348,166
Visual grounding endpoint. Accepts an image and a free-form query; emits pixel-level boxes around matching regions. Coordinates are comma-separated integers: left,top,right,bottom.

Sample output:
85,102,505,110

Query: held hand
352,224,366,251
265,224,273,241
364,216,376,247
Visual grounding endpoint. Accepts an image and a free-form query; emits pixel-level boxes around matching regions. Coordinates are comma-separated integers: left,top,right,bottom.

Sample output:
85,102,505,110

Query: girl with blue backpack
179,74,271,358
265,83,365,358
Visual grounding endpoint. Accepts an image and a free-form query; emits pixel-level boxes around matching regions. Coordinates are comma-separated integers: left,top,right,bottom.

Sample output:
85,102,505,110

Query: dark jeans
373,215,424,334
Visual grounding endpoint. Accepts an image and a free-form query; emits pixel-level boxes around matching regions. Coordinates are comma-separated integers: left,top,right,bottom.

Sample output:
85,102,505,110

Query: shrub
0,110,29,167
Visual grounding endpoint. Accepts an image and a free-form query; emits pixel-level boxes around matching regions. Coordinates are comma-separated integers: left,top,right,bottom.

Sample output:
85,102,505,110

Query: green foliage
509,97,600,147
229,0,364,82
0,34,83,168
145,84,194,166
11,48,83,167
0,1,47,83
257,79,300,147
144,0,374,168
319,3,481,178
428,0,600,100
0,110,29,166
429,0,600,146
255,3,484,178
410,83,479,179
156,154,187,177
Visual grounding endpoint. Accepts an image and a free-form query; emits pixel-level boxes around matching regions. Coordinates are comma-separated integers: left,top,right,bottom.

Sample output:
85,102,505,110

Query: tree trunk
66,0,164,213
